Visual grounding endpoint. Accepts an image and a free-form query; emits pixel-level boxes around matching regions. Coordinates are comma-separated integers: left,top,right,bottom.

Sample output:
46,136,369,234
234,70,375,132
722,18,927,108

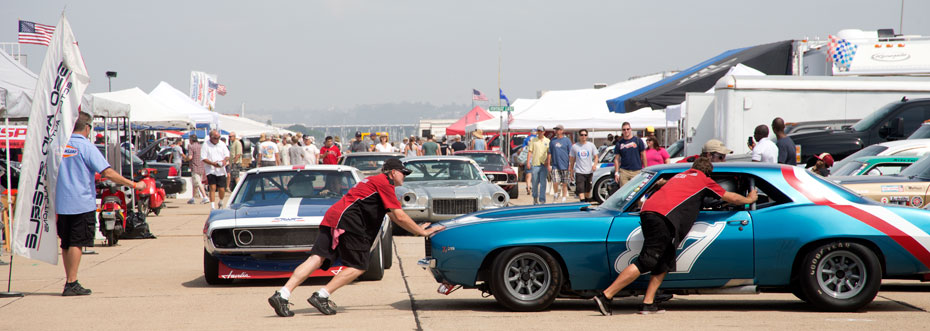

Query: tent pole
2,117,23,297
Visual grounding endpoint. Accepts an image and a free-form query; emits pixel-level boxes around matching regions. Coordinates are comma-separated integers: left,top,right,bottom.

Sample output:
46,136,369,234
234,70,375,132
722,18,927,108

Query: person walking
373,135,393,153
267,159,444,317
470,130,487,151
421,135,440,156
450,135,467,152
644,137,670,167
57,112,147,296
569,129,598,202
227,132,243,189
202,130,230,209
592,157,757,315
168,139,184,175
547,125,572,202
259,134,280,167
403,136,420,157
320,136,342,165
303,136,320,165
186,135,210,204
288,136,307,166
281,135,293,166
772,117,797,165
526,126,550,204
613,122,647,186
349,132,368,153
439,136,450,155
749,124,777,163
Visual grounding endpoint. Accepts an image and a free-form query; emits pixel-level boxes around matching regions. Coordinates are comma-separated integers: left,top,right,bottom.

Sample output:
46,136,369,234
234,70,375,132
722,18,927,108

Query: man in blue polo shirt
613,121,646,186
57,112,145,296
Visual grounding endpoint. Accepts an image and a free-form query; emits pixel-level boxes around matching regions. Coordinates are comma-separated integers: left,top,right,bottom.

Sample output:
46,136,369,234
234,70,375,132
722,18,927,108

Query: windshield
898,156,930,180
343,155,395,172
599,171,655,211
832,145,888,171
121,148,144,164
457,153,506,167
666,139,684,158
404,160,483,182
852,102,898,132
908,124,930,139
830,161,866,177
232,170,356,205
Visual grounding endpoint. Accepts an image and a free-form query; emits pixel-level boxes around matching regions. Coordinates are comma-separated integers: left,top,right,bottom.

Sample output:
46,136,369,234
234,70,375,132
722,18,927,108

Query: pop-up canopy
445,106,494,136
149,81,220,129
217,114,294,138
0,50,38,118
92,88,194,129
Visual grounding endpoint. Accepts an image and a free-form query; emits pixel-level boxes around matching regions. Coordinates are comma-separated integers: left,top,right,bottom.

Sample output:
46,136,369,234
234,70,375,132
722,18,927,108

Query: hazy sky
4,1,929,114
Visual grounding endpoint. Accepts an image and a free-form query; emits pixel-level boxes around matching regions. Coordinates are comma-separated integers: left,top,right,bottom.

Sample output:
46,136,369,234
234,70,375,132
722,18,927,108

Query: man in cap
268,159,444,317
807,153,833,176
526,126,550,204
349,131,368,153
677,139,732,163
547,124,572,202
450,135,467,152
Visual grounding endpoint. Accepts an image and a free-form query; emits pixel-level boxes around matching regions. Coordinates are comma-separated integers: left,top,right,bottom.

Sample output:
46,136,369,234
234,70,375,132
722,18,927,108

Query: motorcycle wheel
138,199,150,215
153,206,162,216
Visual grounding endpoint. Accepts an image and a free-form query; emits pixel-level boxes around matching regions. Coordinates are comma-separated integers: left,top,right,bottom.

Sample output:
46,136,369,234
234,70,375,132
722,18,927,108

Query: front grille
232,227,319,247
433,199,478,215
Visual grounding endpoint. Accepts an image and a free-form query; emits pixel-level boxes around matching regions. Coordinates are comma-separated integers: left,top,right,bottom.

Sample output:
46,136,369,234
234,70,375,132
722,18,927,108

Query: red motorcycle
98,181,127,246
135,168,166,216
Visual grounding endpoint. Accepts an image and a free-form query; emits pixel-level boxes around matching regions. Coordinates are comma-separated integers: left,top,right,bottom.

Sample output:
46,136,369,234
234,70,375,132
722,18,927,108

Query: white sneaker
210,202,216,210
561,197,567,203
187,198,195,204
201,198,210,204
554,192,561,199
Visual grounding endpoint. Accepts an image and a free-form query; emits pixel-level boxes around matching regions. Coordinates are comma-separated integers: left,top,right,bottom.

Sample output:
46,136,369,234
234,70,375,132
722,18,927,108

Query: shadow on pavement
181,276,332,288
880,283,930,292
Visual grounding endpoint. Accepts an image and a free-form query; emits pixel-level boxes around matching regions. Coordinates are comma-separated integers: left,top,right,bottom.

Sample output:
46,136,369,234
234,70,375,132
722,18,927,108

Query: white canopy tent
81,94,130,118
92,88,194,129
0,50,38,118
148,81,220,129
467,98,537,132
216,114,294,138
467,73,669,132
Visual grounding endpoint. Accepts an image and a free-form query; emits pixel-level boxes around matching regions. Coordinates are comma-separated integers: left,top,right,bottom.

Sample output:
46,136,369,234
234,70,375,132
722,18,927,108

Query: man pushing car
267,158,444,317
592,157,757,315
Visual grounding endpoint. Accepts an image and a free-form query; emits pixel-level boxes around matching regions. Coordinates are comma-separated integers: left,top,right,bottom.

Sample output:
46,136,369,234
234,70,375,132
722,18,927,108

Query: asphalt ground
1,182,930,330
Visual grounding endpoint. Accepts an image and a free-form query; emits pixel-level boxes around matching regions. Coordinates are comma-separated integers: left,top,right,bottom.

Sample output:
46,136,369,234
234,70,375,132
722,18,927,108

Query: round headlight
492,192,507,206
403,192,418,206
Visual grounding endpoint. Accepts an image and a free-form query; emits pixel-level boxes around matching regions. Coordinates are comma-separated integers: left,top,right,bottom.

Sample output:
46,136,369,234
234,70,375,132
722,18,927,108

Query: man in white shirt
750,125,777,163
202,130,231,208
303,136,320,164
259,134,280,167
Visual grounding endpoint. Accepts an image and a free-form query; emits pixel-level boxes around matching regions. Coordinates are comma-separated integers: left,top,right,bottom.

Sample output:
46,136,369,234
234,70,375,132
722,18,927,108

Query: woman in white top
374,135,394,153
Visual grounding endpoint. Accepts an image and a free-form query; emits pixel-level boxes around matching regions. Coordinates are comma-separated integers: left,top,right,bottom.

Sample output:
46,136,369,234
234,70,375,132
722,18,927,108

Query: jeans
531,165,548,203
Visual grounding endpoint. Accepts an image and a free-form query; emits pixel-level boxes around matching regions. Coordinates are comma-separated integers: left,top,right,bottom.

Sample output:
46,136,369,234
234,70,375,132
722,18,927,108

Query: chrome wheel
594,177,614,203
503,252,551,301
816,251,866,300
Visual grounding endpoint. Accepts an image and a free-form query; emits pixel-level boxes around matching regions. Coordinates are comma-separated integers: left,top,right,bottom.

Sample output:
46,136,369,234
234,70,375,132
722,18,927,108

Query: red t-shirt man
319,142,342,165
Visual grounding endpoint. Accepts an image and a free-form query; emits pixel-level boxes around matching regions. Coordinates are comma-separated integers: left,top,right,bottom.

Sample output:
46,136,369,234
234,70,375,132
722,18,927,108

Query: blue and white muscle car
419,162,930,312
202,165,392,284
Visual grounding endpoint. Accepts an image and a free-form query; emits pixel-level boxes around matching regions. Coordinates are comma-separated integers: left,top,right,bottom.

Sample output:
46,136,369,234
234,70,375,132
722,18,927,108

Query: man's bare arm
388,209,444,236
721,189,758,205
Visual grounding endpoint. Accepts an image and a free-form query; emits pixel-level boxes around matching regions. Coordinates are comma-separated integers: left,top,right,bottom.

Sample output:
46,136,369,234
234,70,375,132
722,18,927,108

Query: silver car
396,156,509,222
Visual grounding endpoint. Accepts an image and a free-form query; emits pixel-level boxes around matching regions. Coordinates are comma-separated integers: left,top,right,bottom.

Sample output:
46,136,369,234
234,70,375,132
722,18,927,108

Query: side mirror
485,174,495,181
892,117,904,137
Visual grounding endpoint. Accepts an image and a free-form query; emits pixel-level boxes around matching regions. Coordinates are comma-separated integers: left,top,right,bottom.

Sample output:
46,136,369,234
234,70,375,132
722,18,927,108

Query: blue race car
419,162,930,312
203,165,392,284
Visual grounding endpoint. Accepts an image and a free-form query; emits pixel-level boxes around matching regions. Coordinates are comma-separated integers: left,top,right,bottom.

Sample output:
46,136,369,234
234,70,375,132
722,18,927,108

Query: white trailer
703,75,930,156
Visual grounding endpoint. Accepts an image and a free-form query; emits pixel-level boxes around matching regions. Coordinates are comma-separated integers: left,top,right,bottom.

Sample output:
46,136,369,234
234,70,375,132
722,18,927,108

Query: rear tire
490,247,562,311
507,185,519,199
359,241,385,281
203,249,233,285
798,241,881,311
153,206,162,216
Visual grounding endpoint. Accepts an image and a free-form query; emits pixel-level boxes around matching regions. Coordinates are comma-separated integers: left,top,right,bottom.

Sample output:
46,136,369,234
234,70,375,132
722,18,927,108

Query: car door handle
727,220,749,226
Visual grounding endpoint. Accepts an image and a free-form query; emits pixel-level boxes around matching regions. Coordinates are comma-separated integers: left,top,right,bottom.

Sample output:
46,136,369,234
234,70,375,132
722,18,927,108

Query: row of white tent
0,50,291,138
465,73,673,132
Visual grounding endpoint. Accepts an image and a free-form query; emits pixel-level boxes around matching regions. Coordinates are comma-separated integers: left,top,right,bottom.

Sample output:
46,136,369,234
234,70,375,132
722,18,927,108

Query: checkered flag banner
827,35,858,72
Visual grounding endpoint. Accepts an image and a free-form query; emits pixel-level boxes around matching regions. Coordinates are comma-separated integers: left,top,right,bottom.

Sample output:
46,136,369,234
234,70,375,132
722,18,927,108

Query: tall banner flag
189,71,218,110
13,16,90,265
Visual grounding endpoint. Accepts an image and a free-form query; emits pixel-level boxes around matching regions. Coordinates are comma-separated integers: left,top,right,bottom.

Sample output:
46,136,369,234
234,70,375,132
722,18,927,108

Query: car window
404,160,483,181
619,172,791,213
896,105,930,134
232,170,356,205
852,102,898,132
343,155,394,172
865,163,910,176
832,145,888,171
831,161,866,177
458,153,505,167
899,156,930,180
599,171,655,211
666,139,684,158
890,146,930,157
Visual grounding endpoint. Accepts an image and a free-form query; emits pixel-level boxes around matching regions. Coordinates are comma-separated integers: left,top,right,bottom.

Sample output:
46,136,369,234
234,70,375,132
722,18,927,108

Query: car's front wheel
507,185,519,199
490,247,562,311
593,175,615,204
203,249,233,285
798,241,881,311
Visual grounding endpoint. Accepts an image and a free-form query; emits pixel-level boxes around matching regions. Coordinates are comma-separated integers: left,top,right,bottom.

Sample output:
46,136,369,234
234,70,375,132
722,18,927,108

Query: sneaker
210,202,216,210
187,198,195,204
592,293,612,316
62,281,92,296
637,302,665,315
307,292,338,315
654,293,673,304
201,198,211,204
561,197,567,203
268,292,295,317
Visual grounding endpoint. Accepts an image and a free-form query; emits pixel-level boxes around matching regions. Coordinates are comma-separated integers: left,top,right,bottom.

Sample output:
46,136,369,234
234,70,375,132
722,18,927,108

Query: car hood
438,203,613,229
215,198,339,222
479,164,509,173
402,180,496,197
830,175,919,185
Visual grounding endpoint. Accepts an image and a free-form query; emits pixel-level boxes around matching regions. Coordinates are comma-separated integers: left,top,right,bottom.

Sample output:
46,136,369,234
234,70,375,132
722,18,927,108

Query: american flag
472,89,488,101
217,84,227,96
18,20,55,46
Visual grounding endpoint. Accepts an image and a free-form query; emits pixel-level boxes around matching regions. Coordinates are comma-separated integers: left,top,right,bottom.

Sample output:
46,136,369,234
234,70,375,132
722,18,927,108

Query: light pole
105,71,117,92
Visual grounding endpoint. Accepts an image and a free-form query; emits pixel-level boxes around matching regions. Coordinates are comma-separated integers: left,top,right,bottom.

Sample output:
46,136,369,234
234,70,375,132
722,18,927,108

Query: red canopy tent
445,106,494,136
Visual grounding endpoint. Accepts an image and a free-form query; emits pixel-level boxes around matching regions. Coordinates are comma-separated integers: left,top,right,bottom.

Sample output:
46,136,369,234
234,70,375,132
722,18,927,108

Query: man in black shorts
201,130,230,209
267,158,444,317
592,157,756,315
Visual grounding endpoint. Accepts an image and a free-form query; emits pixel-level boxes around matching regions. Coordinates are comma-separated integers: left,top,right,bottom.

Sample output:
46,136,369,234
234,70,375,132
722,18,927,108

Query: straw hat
473,129,485,139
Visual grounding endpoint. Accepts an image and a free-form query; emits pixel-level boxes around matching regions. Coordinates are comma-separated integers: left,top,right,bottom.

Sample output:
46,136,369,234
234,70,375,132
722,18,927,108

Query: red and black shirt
321,173,400,249
641,169,726,241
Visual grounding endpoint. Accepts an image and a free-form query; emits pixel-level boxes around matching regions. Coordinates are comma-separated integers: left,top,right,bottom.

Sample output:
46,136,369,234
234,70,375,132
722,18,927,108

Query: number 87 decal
614,221,727,274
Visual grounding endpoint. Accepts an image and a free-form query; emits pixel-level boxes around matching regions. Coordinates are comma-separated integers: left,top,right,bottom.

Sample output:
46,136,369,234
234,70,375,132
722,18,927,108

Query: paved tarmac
1,183,930,330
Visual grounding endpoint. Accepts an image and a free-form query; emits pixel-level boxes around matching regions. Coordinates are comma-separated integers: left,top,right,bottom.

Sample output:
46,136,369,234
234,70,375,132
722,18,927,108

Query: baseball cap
355,131,362,137
702,139,732,154
815,153,834,167
646,126,655,133
536,125,545,132
382,158,412,176
554,124,564,130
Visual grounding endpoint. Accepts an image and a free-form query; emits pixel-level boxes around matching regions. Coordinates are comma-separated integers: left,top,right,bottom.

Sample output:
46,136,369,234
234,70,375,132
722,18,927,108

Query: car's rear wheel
490,247,562,311
203,249,233,285
798,241,881,311
360,241,385,281
593,175,615,204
